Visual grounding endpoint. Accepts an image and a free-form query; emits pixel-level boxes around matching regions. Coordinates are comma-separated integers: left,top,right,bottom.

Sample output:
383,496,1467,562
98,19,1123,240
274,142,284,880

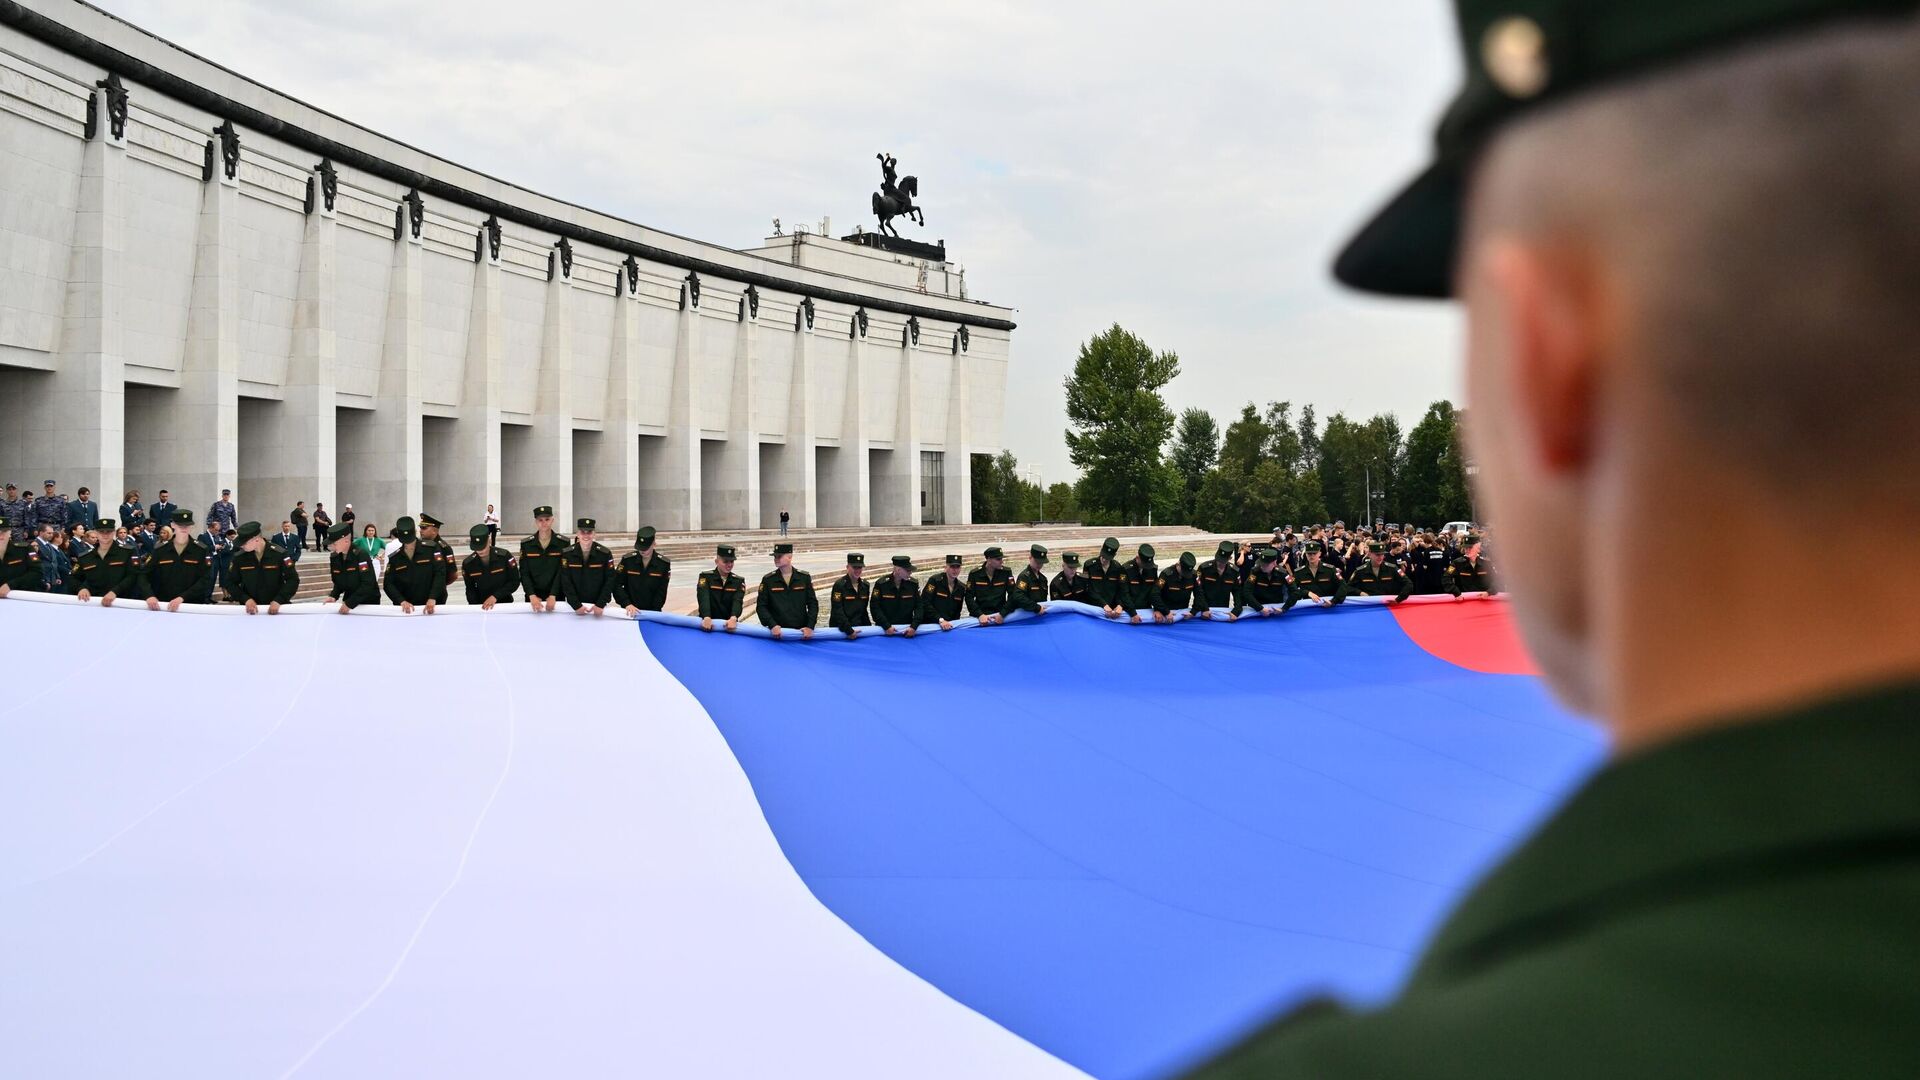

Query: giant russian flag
0,593,1601,1079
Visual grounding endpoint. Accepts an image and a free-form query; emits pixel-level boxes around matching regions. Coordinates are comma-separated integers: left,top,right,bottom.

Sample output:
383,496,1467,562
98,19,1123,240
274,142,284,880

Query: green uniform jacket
1015,567,1050,609
1245,567,1291,608
870,575,919,626
696,569,745,619
383,543,449,606
427,538,460,588
1338,560,1412,602
829,574,872,635
918,572,967,623
518,531,569,601
1186,681,1920,1080
967,566,1038,618
1285,561,1343,611
757,568,816,629
72,546,139,598
1196,561,1243,612
2,539,45,593
1082,557,1127,608
227,545,300,605
328,549,380,608
612,551,671,611
1446,555,1498,596
144,539,214,603
1123,559,1160,615
463,549,520,605
561,541,615,610
1157,565,1198,615
1049,570,1090,603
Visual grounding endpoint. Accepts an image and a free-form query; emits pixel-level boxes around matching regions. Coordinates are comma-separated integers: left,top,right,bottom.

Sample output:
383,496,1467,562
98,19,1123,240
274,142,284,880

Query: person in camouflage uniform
225,521,300,613
613,526,670,615
828,553,873,638
462,524,520,609
757,542,815,639
0,486,31,546
696,544,745,632
31,480,69,538
871,555,920,635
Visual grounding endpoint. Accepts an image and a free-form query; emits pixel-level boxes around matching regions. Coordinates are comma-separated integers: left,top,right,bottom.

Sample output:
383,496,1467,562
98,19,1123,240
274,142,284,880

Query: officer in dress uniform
1195,540,1244,620
696,544,745,632
1244,547,1292,615
1338,541,1413,604
613,526,671,615
918,554,967,630
1155,551,1199,623
1015,544,1052,611
519,505,568,612
1083,536,1128,618
0,513,45,598
756,542,815,639
462,524,520,609
1050,551,1090,603
966,546,1040,626
326,521,379,612
1283,539,1342,612
1445,534,1499,596
1122,543,1160,624
871,555,920,635
143,509,214,611
72,518,137,605
561,518,614,616
417,513,459,592
828,553,873,638
225,521,299,614
382,516,447,614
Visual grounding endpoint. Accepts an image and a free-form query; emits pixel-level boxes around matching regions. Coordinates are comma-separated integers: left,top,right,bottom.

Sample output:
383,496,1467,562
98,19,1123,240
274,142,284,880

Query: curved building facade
0,0,1013,534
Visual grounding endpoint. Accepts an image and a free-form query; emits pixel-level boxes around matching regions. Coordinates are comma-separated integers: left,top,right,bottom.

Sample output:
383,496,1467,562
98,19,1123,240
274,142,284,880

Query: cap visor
1332,160,1463,300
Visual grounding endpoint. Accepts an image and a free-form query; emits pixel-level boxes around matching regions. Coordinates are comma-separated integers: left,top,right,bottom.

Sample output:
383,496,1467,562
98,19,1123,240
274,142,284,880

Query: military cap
1258,546,1279,562
389,515,417,540
983,545,1005,561
90,517,116,531
1138,543,1155,560
1062,551,1081,566
716,544,737,560
220,488,231,496
1334,0,1912,298
1029,544,1049,563
1465,532,1485,545
419,512,444,528
173,508,195,525
533,505,555,518
1369,540,1388,553
635,525,656,547
234,521,262,542
892,555,916,571
1304,540,1324,553
847,552,865,567
945,553,964,567
577,517,597,532
326,521,352,542
773,542,794,556
1216,540,1236,558
1180,551,1197,569
1101,536,1120,556
468,524,491,549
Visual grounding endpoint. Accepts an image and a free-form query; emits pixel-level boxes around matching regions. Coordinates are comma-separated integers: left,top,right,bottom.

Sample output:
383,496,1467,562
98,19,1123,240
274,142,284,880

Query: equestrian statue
872,152,924,238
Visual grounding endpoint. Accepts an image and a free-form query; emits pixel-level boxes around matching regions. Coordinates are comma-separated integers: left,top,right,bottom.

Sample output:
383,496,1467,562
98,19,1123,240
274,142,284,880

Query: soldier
32,480,69,538
1083,536,1128,618
918,554,967,630
1339,540,1413,604
72,518,137,605
871,555,920,636
1195,540,1244,620
1156,551,1199,624
1445,534,1499,597
756,542,815,639
1015,544,1052,611
1283,540,1342,612
143,509,214,611
696,544,745,632
1049,551,1090,603
1122,543,1160,625
519,505,568,612
462,524,520,609
0,513,45,598
613,526,671,615
966,546,1040,626
1244,547,1292,615
326,521,379,612
0,486,29,542
417,512,459,591
829,553,873,638
382,515,447,614
561,517,614,616
1410,532,1453,594
224,521,299,614
206,488,239,533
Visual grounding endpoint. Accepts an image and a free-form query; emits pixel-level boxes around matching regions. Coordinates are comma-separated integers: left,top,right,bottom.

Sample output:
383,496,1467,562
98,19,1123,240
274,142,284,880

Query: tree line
972,324,1474,529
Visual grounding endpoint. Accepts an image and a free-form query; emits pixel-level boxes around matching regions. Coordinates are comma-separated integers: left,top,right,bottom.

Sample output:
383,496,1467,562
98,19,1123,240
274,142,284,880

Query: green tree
1316,413,1404,524
1168,408,1219,525
1064,325,1180,525
1402,401,1464,527
970,450,1027,522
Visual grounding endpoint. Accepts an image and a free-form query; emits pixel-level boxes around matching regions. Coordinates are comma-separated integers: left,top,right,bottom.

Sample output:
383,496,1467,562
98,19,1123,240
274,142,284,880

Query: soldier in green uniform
696,544,745,632
143,509,214,611
325,521,379,612
871,555,920,636
1444,534,1499,596
1122,543,1159,625
828,553,873,638
918,554,967,630
519,505,568,612
1082,536,1127,618
1015,544,1052,611
72,518,137,605
966,545,1040,626
1050,551,1090,603
1283,540,1342,612
613,525,671,615
462,524,519,609
1195,540,1244,620
1244,547,1291,616
0,514,44,598
382,516,447,614
757,542,815,639
225,521,299,614
417,512,459,592
1188,4,1920,1077
1155,551,1198,623
561,517,614,616
1338,541,1412,604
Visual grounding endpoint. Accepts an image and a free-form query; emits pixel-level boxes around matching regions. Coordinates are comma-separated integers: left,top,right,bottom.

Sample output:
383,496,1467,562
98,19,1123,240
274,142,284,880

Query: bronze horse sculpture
873,152,924,237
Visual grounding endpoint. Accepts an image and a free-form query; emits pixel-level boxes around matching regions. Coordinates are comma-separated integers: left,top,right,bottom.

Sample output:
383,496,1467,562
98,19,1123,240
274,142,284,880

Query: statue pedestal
840,232,946,262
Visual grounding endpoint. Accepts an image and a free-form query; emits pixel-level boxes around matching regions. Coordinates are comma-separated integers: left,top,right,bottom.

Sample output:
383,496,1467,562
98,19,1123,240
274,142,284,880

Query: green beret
1138,543,1155,560
1101,536,1120,555
327,521,352,542
773,542,794,556
1029,544,1048,562
1216,541,1236,558
234,521,262,542
533,505,555,518
983,545,1005,560
1179,551,1196,569
847,552,865,567
636,525,657,547
1061,551,1080,566
891,555,916,571
173,508,195,525
716,544,737,560
577,517,597,532
389,515,417,540
468,524,490,549
419,512,444,528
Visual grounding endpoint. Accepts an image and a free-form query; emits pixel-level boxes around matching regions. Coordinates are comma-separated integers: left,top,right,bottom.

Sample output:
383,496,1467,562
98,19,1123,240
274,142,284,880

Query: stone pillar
762,308,816,529
506,252,575,529
944,343,973,526
436,241,502,528
701,308,758,529
871,329,921,526
260,167,338,526
640,286,702,531
817,320,870,527
574,275,641,533
170,132,242,515
347,208,425,530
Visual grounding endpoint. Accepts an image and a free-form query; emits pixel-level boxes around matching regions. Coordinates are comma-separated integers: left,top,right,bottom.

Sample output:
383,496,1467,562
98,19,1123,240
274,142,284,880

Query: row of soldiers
691,534,1497,638
0,509,299,610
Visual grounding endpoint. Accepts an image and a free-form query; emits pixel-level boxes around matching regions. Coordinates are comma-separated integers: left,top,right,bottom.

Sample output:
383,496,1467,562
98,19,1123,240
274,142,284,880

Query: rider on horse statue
873,152,923,238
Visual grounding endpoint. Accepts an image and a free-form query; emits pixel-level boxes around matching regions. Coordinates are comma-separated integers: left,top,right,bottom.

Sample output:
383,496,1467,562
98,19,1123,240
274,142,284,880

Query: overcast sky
103,0,1466,482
